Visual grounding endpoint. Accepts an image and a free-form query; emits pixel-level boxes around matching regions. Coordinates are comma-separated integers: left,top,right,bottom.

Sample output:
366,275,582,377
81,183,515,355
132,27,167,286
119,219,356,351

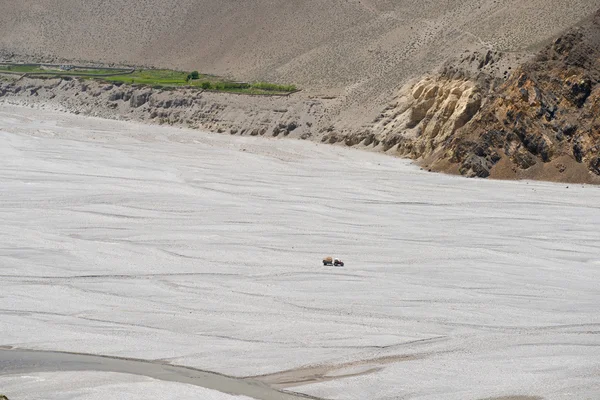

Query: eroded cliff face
322,76,482,154
377,77,481,157
0,76,329,141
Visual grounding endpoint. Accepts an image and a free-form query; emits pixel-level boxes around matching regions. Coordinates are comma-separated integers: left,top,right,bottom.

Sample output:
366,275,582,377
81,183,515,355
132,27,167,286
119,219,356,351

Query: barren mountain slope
1,0,599,105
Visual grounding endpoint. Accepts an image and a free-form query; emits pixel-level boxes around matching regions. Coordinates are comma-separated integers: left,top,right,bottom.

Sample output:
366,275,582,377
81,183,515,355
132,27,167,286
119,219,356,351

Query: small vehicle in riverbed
323,257,344,267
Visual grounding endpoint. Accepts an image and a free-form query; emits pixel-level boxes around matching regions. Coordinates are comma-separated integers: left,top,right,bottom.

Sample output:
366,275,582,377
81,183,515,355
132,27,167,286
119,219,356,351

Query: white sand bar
1,105,599,399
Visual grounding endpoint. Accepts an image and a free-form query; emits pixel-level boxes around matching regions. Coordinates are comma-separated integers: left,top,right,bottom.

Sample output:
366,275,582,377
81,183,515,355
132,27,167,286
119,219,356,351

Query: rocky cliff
325,11,600,184
437,12,600,183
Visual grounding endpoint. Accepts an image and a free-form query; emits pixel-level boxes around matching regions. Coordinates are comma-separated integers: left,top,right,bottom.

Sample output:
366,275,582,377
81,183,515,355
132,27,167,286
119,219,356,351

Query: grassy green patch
193,81,297,94
251,82,297,92
103,69,194,86
0,63,297,95
0,64,40,73
103,69,296,94
0,64,131,76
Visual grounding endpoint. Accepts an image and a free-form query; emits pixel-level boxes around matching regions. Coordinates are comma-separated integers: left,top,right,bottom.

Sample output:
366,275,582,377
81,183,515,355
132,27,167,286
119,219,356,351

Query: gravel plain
1,105,599,399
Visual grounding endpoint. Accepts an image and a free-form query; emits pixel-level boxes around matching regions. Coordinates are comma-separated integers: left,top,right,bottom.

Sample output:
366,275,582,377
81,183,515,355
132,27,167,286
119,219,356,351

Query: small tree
200,81,211,90
190,71,200,80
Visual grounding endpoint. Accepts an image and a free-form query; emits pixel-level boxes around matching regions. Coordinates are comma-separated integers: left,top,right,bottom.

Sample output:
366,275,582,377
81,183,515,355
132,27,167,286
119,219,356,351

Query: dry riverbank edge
0,74,326,141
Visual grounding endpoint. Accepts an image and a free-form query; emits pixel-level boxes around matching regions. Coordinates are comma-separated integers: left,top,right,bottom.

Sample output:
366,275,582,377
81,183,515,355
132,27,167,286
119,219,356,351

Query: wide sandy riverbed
1,105,599,399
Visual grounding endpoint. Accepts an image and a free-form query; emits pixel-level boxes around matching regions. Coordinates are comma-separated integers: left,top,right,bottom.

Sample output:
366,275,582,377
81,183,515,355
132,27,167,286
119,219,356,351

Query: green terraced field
0,64,297,95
